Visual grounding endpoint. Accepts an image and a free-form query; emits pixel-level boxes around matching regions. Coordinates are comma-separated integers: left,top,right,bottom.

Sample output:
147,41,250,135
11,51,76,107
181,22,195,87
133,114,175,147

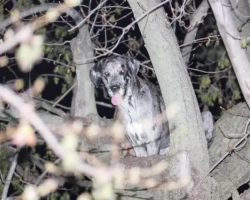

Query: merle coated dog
90,55,169,157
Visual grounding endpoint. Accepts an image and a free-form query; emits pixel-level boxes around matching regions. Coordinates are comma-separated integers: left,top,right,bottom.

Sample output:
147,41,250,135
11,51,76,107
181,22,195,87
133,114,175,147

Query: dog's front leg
145,140,161,156
133,144,148,157
125,124,149,157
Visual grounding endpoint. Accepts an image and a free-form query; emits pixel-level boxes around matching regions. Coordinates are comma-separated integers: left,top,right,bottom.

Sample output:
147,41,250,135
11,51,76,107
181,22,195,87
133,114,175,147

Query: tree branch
208,0,250,108
181,0,210,64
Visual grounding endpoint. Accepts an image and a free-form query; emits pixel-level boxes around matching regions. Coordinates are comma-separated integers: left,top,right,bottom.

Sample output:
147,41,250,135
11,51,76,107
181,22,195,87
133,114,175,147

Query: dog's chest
118,96,155,143
123,94,152,123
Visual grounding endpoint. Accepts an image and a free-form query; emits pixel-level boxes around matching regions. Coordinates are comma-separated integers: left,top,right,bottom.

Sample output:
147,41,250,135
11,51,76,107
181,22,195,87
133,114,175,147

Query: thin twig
187,67,229,74
35,158,61,186
96,101,113,108
1,152,18,200
52,82,76,108
87,0,171,60
0,3,74,55
69,0,108,32
126,0,170,31
33,97,71,110
179,35,221,48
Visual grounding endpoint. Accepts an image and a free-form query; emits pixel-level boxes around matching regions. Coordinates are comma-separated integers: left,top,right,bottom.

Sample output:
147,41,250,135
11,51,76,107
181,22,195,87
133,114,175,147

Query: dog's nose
110,85,120,93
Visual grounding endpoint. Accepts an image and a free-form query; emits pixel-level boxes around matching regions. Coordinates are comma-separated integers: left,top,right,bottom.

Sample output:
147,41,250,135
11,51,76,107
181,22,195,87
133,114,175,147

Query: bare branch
88,0,170,60
0,85,97,177
181,0,210,64
69,0,109,32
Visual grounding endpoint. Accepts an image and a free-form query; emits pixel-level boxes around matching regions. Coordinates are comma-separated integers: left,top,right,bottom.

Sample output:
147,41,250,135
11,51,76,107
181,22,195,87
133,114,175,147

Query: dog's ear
127,58,140,76
90,60,103,87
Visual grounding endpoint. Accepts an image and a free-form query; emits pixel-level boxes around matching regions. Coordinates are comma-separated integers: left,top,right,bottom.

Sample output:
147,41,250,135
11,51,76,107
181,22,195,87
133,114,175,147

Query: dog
90,55,169,157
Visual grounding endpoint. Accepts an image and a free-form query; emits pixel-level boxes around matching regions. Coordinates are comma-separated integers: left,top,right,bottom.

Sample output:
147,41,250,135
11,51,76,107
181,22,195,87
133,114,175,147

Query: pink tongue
111,94,123,106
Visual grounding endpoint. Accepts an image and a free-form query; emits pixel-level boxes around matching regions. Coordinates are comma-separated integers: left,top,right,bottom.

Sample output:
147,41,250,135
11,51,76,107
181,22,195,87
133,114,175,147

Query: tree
0,0,249,200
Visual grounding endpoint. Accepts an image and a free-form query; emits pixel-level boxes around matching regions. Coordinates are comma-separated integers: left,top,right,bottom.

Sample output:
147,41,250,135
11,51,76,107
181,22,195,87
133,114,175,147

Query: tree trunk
127,0,211,199
70,25,97,117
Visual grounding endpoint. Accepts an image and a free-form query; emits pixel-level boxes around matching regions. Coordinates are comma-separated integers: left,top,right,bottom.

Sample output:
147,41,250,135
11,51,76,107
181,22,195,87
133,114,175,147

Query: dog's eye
104,72,110,77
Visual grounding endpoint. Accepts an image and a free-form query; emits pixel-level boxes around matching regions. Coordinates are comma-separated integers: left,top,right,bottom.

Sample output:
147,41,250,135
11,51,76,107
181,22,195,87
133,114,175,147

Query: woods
0,0,249,199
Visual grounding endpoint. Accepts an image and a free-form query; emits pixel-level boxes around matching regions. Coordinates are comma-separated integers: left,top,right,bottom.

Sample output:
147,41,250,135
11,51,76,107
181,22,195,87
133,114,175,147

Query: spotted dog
90,55,169,157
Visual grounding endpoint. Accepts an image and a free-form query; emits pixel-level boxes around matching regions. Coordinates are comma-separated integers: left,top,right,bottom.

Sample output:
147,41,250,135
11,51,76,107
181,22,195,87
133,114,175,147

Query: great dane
90,55,169,157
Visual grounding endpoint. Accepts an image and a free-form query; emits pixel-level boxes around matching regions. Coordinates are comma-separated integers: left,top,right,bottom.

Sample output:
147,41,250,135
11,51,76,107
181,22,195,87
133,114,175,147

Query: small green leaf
200,76,211,89
241,38,248,49
65,74,73,85
114,8,122,15
223,58,230,68
233,89,241,100
61,84,67,93
109,15,116,23
54,77,59,85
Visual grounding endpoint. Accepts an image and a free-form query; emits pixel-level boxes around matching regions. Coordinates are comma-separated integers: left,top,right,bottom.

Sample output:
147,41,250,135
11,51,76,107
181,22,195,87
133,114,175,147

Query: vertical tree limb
70,24,97,117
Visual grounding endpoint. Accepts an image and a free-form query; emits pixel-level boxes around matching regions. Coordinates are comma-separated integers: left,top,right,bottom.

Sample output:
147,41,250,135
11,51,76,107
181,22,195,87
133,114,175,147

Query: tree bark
127,0,211,199
209,102,250,200
208,0,250,108
70,25,97,117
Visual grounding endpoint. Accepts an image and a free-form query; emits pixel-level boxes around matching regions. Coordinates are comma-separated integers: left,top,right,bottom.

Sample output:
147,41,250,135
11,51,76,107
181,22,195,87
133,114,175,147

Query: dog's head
90,55,140,105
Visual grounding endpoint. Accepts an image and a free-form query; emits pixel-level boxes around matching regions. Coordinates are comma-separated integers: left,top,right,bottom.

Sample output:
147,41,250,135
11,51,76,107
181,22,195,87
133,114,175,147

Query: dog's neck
120,77,143,109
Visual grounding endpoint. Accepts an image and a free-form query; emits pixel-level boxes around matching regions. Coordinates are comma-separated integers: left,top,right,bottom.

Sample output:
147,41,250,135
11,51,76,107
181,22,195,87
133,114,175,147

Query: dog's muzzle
109,85,125,106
